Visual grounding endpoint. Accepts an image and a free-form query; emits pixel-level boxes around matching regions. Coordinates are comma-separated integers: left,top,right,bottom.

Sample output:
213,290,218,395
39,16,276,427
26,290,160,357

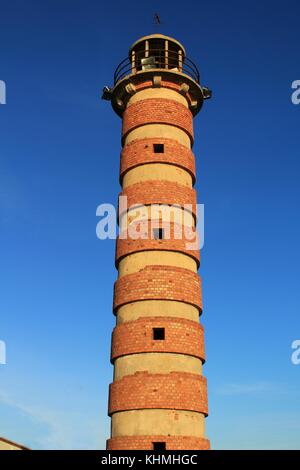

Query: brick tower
103,34,211,450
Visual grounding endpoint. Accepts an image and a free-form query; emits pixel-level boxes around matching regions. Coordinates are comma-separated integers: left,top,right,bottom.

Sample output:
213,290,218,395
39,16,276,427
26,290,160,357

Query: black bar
0,450,299,466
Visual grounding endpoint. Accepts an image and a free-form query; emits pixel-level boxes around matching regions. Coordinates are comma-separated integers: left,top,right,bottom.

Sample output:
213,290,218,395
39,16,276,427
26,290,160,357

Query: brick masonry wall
133,80,194,108
108,70,209,449
116,219,200,267
122,98,194,145
120,137,196,183
111,316,205,362
108,371,208,415
113,265,202,313
119,180,197,219
107,435,210,450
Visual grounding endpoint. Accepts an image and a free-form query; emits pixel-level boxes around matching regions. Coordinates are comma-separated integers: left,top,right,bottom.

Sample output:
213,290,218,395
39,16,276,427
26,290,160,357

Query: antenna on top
154,13,162,29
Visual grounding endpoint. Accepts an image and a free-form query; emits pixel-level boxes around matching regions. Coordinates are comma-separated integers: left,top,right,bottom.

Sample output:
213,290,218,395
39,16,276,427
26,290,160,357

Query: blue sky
1,0,300,449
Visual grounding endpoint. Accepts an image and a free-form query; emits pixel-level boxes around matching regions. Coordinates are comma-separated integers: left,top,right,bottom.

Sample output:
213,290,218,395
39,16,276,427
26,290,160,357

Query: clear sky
1,0,300,450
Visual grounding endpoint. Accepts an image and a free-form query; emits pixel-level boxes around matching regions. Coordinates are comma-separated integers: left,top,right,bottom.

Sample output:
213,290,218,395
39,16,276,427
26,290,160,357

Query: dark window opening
153,328,165,340
153,143,164,153
153,442,166,451
153,228,164,240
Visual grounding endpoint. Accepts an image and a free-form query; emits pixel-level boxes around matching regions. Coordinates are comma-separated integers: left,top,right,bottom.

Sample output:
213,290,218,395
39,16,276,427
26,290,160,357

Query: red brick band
108,371,208,415
119,180,197,220
116,220,200,267
120,138,196,183
107,435,210,450
111,317,205,362
122,99,194,145
113,265,202,313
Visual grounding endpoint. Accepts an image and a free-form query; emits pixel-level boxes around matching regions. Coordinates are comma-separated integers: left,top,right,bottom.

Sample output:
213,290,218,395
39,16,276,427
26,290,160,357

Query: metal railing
114,49,200,85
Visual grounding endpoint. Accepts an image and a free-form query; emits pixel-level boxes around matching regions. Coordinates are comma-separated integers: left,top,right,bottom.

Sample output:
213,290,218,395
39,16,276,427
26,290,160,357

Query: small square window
153,143,164,153
153,442,166,451
153,328,165,340
153,228,164,240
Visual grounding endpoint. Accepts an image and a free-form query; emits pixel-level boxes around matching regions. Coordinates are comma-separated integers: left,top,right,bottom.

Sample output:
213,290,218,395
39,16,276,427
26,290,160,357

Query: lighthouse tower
104,34,211,450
